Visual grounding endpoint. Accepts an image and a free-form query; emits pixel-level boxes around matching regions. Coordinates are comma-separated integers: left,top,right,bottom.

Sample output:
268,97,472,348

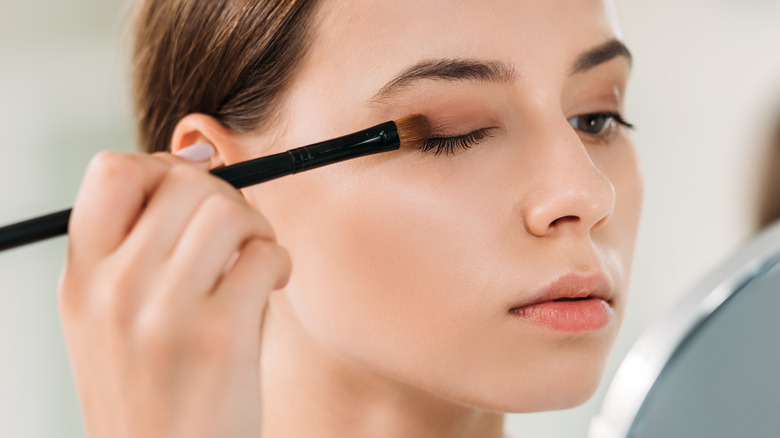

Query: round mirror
590,221,780,438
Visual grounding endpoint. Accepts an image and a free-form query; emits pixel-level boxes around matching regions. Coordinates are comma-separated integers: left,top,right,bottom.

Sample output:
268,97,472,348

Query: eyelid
568,109,631,123
420,127,497,156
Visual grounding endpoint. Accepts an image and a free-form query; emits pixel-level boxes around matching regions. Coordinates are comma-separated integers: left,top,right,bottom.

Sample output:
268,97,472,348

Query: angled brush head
394,114,431,150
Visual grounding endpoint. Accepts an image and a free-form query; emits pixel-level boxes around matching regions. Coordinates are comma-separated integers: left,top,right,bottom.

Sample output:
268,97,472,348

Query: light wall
0,1,778,437
0,1,134,436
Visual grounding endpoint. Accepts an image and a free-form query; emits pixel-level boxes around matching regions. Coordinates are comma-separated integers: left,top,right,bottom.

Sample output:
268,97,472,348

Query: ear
171,114,239,169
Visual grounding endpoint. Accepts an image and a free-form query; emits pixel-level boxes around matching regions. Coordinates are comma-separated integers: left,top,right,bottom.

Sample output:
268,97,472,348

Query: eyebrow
569,39,632,75
369,38,632,103
370,59,517,102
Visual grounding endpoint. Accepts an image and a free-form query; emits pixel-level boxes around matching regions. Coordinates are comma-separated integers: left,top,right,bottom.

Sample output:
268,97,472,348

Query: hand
59,145,291,438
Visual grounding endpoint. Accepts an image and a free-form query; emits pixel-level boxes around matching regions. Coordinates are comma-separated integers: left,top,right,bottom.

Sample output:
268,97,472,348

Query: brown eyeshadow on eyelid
367,82,509,124
563,62,629,116
423,115,499,137
390,102,502,138
564,85,625,119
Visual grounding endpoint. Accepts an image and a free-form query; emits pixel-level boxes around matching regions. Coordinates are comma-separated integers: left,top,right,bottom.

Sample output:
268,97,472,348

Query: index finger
68,151,171,262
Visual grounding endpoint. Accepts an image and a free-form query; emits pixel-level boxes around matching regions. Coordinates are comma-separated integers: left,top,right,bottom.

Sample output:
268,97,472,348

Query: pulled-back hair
132,0,319,153
757,117,780,229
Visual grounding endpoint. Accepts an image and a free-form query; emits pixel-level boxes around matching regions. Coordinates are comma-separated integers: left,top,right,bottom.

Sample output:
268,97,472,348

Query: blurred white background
1,1,779,436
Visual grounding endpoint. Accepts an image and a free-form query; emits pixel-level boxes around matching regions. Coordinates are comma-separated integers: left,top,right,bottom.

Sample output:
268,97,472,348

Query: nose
521,126,616,238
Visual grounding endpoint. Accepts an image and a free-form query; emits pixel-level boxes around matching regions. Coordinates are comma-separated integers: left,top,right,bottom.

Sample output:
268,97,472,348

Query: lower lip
509,298,613,332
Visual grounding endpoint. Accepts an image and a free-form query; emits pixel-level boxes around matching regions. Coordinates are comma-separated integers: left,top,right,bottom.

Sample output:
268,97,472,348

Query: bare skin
59,1,642,437
60,149,291,437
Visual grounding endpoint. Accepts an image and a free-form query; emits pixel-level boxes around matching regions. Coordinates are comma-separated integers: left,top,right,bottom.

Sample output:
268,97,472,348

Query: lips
508,272,614,333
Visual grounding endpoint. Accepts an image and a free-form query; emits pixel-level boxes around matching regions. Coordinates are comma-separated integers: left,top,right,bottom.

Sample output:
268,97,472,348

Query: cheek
591,138,644,297
252,150,564,408
605,141,643,257
271,157,503,374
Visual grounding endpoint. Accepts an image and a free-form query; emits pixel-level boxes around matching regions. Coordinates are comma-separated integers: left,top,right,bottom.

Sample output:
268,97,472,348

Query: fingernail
175,143,215,162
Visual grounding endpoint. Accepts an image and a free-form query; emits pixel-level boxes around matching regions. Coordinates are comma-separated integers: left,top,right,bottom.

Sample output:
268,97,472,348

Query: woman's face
234,0,642,412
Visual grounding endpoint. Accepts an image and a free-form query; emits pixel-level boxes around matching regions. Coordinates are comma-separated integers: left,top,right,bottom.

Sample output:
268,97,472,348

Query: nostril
550,215,579,227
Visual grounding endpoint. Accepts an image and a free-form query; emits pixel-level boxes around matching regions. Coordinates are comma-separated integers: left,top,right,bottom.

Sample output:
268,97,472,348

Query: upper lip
508,272,613,311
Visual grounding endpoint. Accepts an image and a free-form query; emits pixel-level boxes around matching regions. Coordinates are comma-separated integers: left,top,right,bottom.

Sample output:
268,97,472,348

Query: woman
59,0,643,436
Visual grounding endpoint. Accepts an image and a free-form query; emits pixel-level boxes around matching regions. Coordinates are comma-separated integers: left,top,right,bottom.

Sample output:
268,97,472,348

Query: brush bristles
395,114,431,150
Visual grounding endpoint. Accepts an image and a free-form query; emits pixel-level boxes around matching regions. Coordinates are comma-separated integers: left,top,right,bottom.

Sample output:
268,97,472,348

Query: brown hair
132,0,320,153
757,118,780,229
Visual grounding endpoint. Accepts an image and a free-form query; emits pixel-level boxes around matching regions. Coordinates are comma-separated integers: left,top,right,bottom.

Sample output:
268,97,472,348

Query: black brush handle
0,209,71,251
0,120,400,252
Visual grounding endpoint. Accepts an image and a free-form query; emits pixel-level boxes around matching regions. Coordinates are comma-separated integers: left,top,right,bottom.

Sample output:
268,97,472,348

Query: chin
433,342,612,414
472,375,604,414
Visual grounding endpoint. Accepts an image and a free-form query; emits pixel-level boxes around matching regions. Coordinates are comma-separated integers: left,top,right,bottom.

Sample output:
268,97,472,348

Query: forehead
279,0,623,134
307,0,621,80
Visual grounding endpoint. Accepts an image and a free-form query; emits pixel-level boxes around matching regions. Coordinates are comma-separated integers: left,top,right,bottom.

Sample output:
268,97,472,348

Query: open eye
567,112,634,139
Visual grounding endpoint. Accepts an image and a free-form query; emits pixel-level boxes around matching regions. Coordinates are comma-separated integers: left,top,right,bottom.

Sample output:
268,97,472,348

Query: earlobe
171,114,239,169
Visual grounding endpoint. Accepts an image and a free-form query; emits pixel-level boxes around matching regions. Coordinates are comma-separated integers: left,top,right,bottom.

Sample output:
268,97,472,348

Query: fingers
69,145,215,264
60,145,285,438
67,146,289,313
120,163,243,264
163,192,279,295
69,152,170,262
214,238,291,309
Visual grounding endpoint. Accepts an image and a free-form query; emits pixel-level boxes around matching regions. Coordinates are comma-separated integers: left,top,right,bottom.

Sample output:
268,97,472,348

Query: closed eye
420,127,496,156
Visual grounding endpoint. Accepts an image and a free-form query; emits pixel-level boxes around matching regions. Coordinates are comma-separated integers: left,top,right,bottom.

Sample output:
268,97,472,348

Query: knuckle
201,192,246,221
166,161,206,184
245,238,275,261
245,240,292,285
89,271,138,330
218,202,276,242
269,244,292,274
164,162,213,194
133,307,183,353
134,307,233,362
249,211,277,241
58,266,138,333
276,245,293,286
86,151,136,183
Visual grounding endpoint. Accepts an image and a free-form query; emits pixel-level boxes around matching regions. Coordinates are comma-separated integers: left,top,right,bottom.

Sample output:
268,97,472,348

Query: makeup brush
0,115,430,252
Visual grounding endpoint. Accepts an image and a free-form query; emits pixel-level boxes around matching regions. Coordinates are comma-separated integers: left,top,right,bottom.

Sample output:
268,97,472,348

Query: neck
259,291,504,438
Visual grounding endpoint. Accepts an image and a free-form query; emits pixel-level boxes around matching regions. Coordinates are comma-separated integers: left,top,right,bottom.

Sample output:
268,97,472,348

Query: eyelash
420,128,496,156
418,112,634,156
